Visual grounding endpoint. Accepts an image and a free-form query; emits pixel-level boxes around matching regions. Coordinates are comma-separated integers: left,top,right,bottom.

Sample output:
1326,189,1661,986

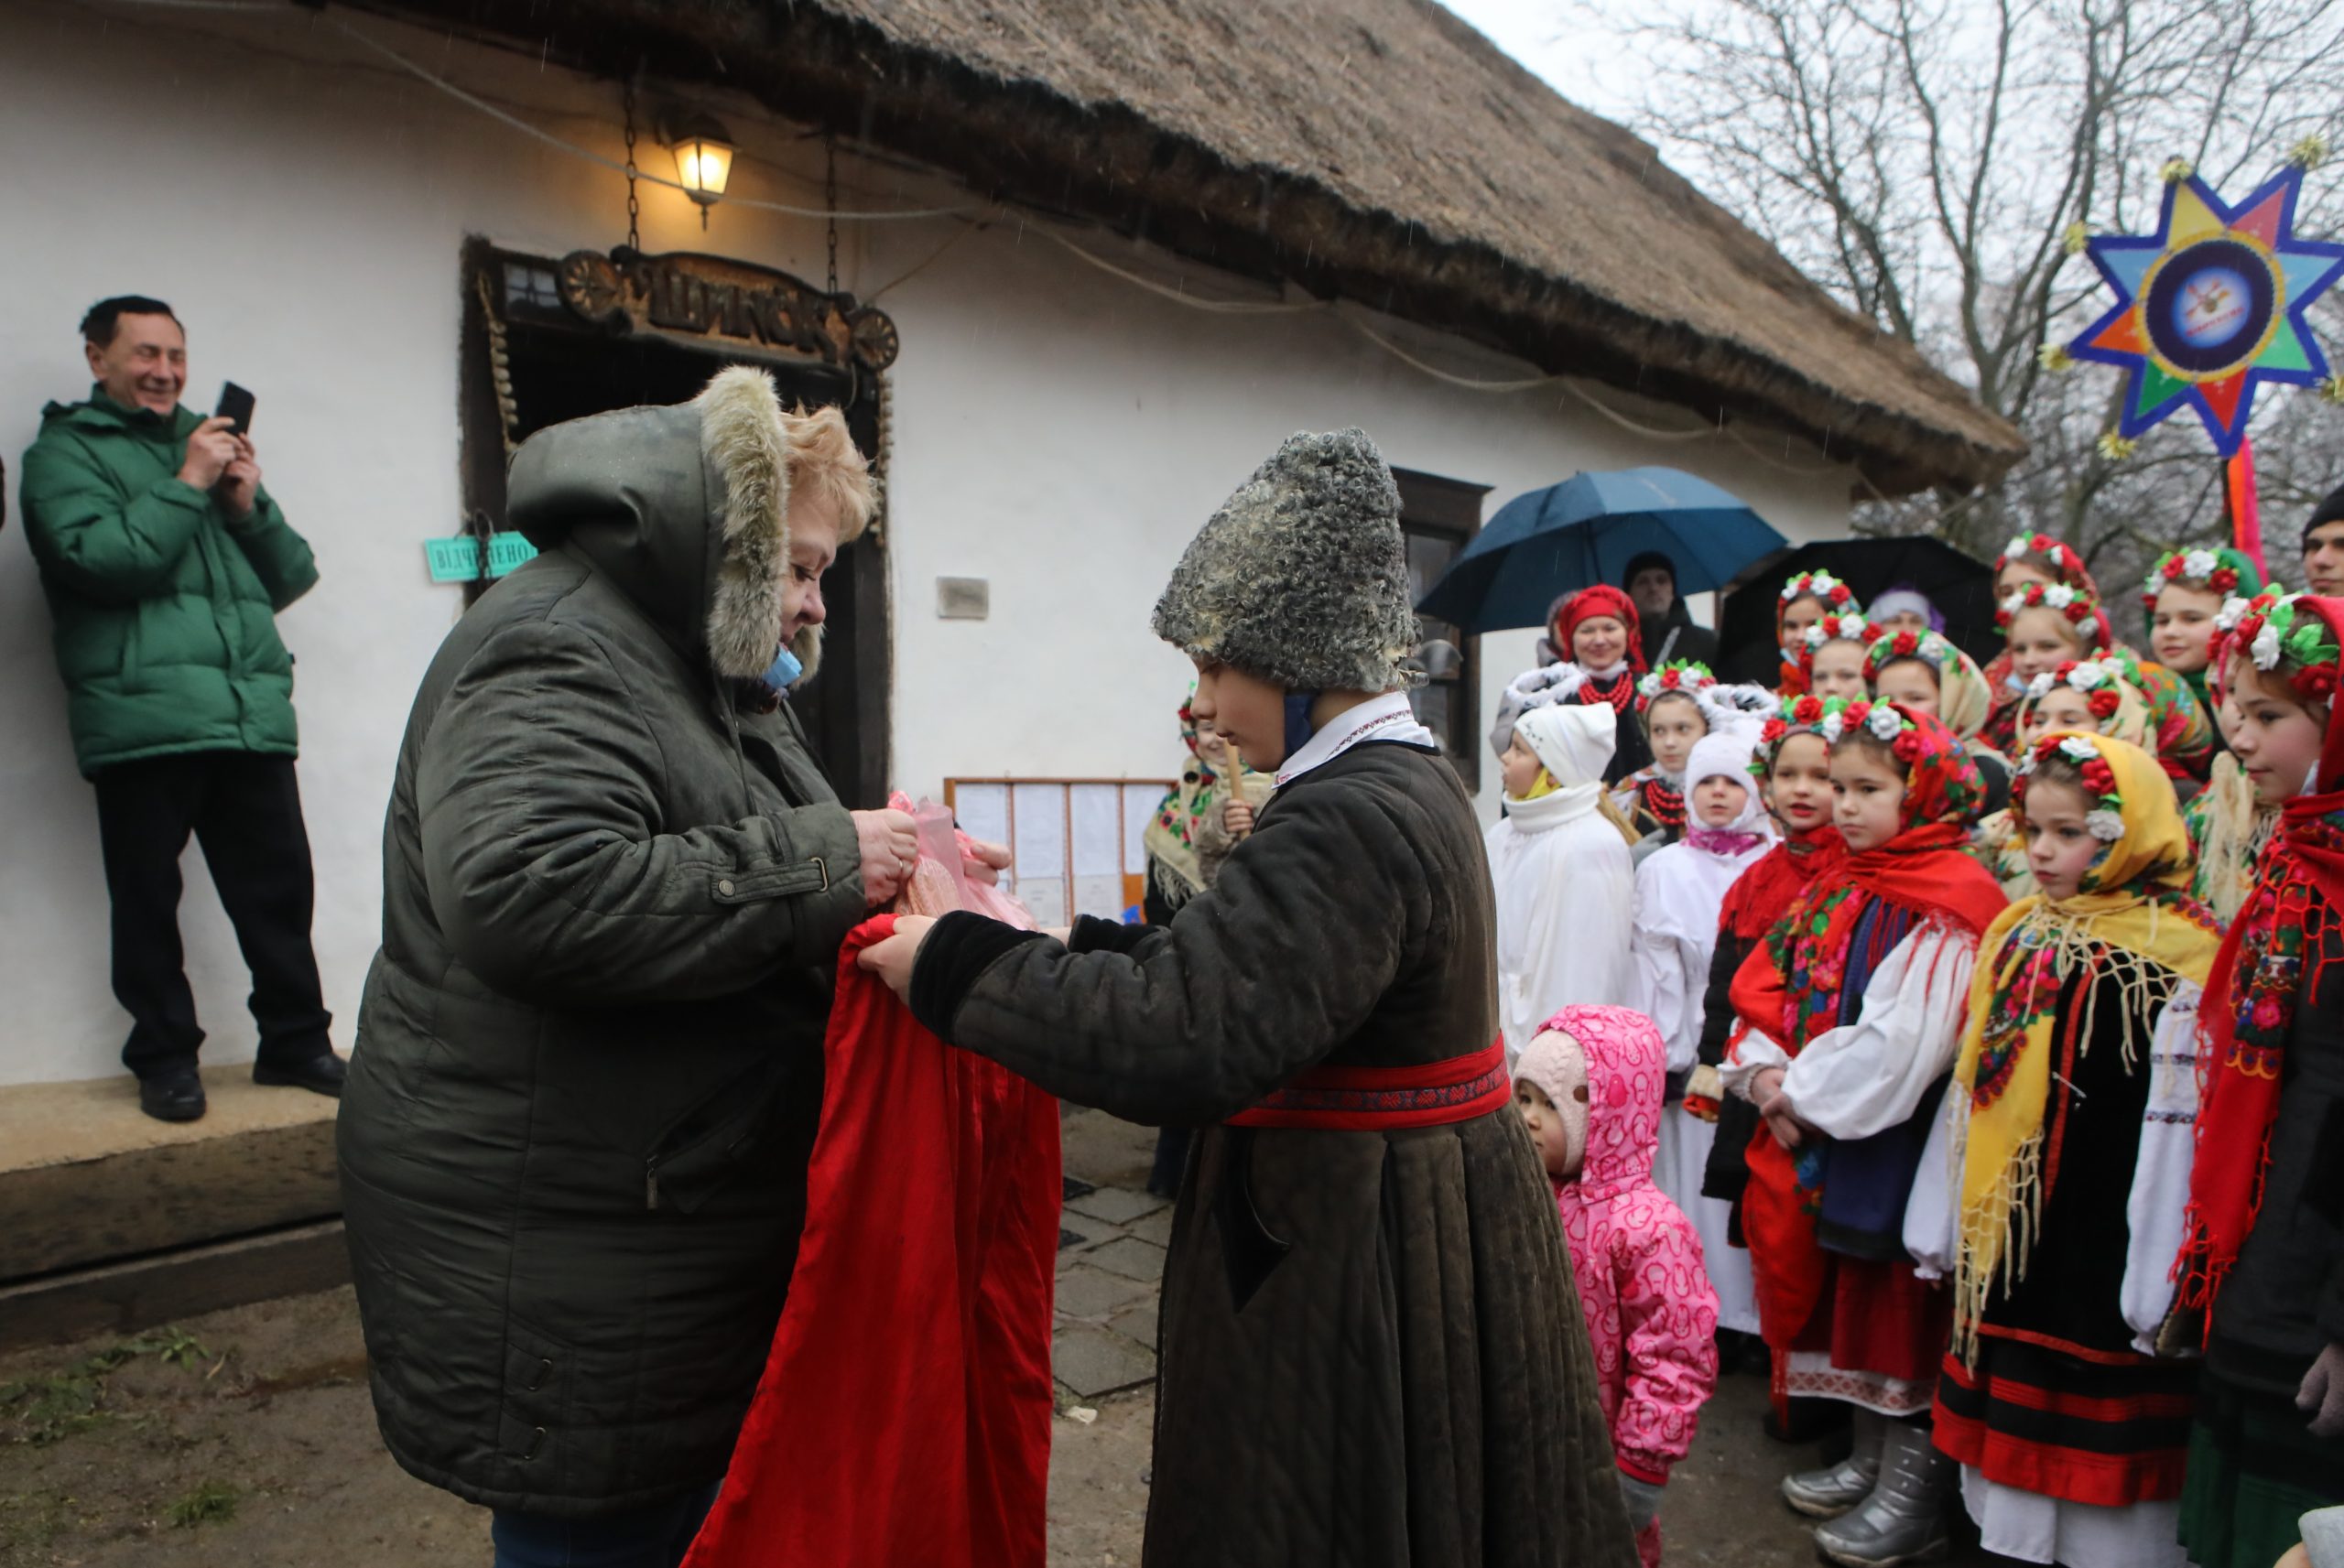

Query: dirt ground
0,1110,1990,1566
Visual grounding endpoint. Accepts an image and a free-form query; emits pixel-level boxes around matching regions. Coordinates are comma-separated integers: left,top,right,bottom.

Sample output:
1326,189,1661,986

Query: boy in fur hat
862,429,1635,1568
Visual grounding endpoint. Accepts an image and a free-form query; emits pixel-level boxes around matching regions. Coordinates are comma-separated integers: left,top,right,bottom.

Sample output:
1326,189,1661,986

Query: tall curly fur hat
1151,428,1423,694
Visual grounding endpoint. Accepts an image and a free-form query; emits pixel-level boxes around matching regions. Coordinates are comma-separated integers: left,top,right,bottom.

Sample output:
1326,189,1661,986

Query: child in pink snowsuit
1515,1003,1720,1568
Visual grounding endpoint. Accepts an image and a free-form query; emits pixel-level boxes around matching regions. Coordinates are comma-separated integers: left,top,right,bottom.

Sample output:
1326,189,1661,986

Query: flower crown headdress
1996,532,2089,583
2216,591,2342,707
1864,626,1959,674
1997,580,2101,628
1637,660,1718,713
2013,732,2127,846
1753,691,1832,777
2142,546,2248,611
1802,611,1875,649
2023,657,2126,719
1811,696,1984,823
1780,569,1860,610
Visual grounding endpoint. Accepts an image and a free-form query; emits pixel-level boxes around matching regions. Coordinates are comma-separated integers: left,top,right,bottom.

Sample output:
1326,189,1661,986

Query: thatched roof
379,0,2028,494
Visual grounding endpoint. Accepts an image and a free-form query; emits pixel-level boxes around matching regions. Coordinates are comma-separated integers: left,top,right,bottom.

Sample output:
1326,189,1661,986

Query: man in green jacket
19,297,342,1122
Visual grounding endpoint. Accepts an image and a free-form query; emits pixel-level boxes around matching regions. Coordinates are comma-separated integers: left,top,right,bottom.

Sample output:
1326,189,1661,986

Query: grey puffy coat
337,369,866,1517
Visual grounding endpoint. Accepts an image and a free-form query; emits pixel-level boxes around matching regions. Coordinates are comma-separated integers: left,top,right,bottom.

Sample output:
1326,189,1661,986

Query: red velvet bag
682,915,1060,1567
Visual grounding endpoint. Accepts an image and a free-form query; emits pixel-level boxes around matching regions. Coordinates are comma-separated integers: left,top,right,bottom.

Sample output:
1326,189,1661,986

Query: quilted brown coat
913,739,1638,1567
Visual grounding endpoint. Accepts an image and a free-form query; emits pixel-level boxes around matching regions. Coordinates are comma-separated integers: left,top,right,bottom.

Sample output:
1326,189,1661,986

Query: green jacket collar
41,387,201,440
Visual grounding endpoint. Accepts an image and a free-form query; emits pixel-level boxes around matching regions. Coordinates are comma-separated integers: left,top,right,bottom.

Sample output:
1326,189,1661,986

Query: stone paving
1051,1159,1171,1402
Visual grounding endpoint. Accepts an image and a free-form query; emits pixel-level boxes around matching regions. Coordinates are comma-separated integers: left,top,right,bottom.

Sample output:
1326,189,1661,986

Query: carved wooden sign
558,246,900,373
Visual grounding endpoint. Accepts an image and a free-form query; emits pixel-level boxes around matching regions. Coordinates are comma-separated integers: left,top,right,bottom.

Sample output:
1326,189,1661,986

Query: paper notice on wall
1016,879,1069,928
1069,785,1123,877
953,783,1009,849
1072,874,1125,922
1012,784,1067,878
1124,786,1160,874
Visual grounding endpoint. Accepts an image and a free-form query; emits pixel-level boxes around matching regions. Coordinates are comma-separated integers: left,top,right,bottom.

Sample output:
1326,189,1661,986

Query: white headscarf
1681,728,1773,839
1488,701,1635,1063
1515,701,1617,793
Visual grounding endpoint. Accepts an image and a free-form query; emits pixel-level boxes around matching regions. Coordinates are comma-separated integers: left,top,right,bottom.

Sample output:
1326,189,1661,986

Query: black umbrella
1714,536,2000,686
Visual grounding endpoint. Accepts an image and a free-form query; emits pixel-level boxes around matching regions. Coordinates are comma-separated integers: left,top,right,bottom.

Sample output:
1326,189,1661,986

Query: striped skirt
1933,1336,2198,1508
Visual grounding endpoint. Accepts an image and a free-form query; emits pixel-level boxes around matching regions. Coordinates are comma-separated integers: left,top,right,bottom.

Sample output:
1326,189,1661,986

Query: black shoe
253,1051,347,1098
139,1069,208,1123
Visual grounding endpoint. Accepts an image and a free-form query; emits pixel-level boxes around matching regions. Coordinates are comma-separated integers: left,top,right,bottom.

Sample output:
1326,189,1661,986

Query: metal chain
826,137,840,293
622,79,641,251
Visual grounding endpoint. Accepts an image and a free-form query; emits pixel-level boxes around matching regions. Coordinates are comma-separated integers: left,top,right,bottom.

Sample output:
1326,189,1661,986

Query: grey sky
1434,0,1642,122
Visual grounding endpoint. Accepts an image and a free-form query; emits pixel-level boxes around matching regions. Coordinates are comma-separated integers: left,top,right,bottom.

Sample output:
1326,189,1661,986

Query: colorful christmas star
2067,165,2344,456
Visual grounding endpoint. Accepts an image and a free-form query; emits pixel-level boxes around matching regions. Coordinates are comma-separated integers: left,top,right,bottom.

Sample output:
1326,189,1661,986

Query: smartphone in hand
215,382,256,437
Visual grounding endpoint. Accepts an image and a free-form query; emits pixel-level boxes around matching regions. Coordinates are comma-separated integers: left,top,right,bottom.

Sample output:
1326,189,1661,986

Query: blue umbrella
1417,466,1788,634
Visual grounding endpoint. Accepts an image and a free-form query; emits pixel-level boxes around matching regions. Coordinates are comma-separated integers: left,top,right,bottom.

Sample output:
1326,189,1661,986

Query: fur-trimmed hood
505,365,819,685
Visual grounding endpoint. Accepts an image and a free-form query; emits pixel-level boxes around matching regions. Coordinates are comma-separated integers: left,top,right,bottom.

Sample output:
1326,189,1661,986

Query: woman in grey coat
338,368,919,1563
863,429,1636,1567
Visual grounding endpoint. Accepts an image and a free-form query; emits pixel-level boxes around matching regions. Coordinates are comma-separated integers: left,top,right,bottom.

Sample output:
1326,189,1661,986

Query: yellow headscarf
2014,658,2152,751
1949,731,2219,1362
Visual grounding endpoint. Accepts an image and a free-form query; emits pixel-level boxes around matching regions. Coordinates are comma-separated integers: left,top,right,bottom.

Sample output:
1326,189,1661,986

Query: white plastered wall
0,3,1860,1084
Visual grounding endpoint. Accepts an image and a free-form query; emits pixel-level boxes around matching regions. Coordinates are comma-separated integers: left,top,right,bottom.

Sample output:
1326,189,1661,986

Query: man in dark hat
1623,549,1720,669
2302,484,2344,596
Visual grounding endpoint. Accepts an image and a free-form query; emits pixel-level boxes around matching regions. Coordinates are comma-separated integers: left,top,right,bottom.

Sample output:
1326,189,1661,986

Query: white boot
1780,1406,1885,1519
1811,1417,1955,1567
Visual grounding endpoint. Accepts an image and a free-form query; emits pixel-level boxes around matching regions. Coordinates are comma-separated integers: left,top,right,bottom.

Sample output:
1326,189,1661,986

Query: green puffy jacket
17,390,317,775
338,368,868,1517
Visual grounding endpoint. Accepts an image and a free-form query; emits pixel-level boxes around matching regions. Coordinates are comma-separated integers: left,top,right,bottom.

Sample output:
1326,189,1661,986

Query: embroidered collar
1275,692,1436,788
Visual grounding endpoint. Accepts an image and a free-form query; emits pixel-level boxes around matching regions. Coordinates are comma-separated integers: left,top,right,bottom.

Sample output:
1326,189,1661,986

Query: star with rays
2067,165,2344,457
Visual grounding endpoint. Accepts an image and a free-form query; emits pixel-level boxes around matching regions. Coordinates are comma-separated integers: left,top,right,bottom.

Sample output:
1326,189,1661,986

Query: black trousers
91,752,332,1078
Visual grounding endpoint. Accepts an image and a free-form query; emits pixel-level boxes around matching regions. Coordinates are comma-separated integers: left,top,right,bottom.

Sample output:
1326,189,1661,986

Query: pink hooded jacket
1523,1004,1720,1485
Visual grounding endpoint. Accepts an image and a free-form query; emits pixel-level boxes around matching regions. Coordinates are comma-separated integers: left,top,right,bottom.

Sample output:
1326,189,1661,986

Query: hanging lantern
666,113,735,225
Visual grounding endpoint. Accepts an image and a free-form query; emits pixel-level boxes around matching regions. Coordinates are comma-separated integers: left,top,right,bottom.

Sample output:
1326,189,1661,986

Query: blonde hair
1597,790,1642,847
782,403,876,543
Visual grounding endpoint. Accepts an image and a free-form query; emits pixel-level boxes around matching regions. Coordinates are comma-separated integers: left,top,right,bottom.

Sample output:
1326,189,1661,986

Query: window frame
1391,467,1491,794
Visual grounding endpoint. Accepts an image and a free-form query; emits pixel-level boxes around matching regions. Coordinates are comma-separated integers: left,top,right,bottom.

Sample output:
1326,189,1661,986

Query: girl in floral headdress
1868,627,2011,816
1994,579,2216,782
2143,546,2267,723
2182,592,2286,922
1141,697,1226,917
1906,731,2219,1568
2170,593,2344,1568
1986,533,2103,722
1689,701,1846,1343
1720,697,2007,1568
1613,661,1718,849
1140,696,1271,1194
1797,607,1880,704
1974,658,2156,897
1776,570,1865,697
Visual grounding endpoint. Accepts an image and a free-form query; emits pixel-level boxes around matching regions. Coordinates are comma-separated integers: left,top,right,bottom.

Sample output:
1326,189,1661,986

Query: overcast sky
1433,0,1641,123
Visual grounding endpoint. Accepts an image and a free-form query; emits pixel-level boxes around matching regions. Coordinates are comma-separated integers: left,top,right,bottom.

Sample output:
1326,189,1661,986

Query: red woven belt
1226,1040,1511,1131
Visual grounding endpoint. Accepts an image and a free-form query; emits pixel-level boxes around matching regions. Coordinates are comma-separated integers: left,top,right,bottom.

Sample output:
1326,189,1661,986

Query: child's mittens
1618,1471,1664,1534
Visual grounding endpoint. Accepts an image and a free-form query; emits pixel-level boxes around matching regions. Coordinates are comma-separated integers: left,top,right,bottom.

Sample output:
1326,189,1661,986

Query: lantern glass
673,136,733,204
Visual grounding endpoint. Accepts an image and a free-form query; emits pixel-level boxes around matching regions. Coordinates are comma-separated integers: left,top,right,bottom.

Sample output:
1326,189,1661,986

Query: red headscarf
2175,594,2344,1319
1720,824,1844,944
1552,584,1647,718
1555,585,1646,676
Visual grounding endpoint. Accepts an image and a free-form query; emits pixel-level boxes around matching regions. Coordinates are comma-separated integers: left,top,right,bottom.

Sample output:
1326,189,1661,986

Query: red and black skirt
1933,1333,2198,1507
